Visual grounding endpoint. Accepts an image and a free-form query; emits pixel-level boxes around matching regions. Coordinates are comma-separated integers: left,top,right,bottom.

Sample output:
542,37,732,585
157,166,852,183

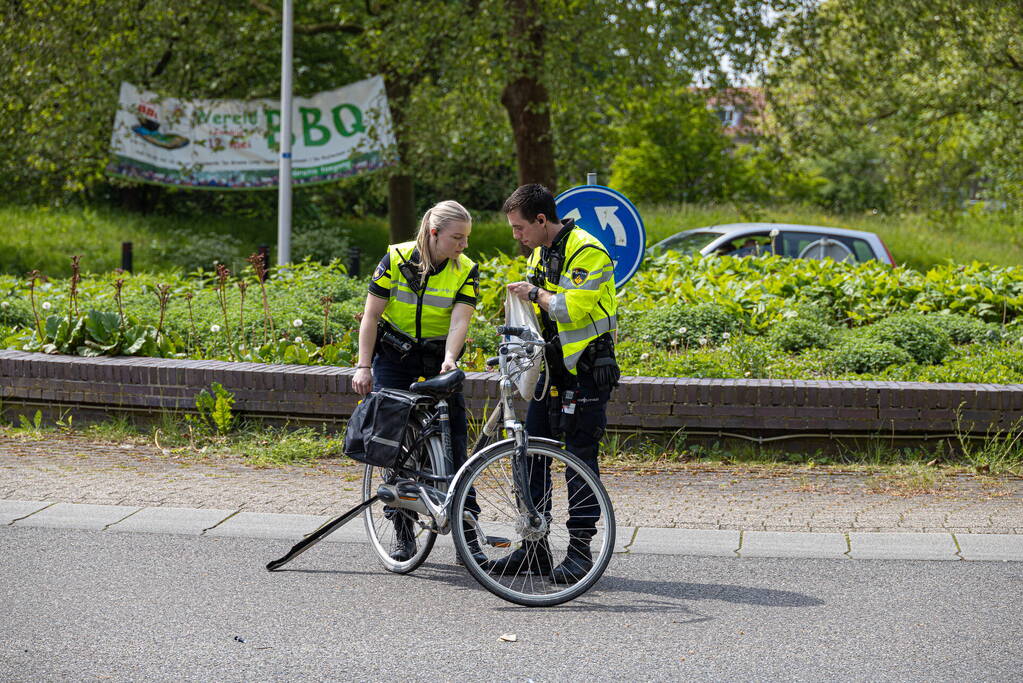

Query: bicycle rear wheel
362,418,437,574
451,440,615,607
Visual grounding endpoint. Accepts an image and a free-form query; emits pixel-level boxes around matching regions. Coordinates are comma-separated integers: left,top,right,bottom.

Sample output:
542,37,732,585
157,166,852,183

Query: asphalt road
1,527,1021,681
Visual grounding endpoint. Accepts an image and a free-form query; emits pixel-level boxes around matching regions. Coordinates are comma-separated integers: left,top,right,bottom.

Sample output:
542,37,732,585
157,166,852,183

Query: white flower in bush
294,336,303,343
679,327,687,335
722,332,731,340
670,338,679,347
698,337,708,346
640,353,650,361
210,324,221,333
41,301,51,310
0,301,8,309
292,318,303,328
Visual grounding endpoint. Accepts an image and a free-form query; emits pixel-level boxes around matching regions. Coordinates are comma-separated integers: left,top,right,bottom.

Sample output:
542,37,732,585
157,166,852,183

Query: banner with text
107,76,395,189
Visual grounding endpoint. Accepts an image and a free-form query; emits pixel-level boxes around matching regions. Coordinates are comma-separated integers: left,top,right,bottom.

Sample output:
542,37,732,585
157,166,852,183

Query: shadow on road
263,551,823,614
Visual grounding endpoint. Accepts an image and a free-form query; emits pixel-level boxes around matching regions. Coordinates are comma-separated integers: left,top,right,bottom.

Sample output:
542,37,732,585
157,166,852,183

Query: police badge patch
571,267,589,286
372,262,386,281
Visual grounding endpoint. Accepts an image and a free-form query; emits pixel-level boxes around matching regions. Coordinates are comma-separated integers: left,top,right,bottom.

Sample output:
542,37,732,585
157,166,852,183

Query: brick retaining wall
2,350,1022,437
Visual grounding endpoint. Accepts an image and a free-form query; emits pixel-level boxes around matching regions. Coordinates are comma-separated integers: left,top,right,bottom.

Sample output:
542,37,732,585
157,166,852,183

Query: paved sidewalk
3,500,1021,561
2,433,1021,561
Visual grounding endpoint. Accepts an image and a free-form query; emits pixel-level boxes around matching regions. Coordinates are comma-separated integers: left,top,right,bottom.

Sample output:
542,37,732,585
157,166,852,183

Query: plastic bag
504,292,544,400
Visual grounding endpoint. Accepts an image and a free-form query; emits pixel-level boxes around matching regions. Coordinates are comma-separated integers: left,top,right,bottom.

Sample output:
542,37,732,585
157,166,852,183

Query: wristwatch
528,286,540,303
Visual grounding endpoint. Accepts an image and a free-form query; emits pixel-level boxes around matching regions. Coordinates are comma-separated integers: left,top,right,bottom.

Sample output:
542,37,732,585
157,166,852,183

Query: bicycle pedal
486,535,512,548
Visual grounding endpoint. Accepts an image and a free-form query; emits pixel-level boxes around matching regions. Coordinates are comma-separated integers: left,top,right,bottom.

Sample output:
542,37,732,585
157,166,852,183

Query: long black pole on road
266,495,378,571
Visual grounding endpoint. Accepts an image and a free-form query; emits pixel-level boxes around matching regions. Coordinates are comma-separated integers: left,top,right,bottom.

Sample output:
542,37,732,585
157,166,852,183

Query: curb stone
4,500,1020,562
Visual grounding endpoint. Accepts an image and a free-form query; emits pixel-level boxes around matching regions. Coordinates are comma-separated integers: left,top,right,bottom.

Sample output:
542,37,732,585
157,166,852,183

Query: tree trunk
383,74,416,242
501,0,556,192
501,76,557,192
388,174,416,243
115,184,159,214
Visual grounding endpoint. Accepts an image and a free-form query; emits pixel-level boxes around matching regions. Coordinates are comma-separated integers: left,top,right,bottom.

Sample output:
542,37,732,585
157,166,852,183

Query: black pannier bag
344,389,418,468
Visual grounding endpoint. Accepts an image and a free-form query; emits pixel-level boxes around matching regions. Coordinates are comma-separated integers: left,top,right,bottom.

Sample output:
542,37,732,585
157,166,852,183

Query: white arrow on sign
563,208,583,224
595,206,628,246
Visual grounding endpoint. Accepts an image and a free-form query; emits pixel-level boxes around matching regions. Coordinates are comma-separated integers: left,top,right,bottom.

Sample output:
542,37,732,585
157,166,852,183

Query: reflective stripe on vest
381,242,475,340
527,228,617,373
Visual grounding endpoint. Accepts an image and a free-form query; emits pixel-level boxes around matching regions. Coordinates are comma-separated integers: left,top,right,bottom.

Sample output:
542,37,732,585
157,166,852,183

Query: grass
7,410,1019,480
8,201,1023,278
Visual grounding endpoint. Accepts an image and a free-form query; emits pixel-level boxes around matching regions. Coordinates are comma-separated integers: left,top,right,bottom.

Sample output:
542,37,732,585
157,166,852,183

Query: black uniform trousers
524,368,610,540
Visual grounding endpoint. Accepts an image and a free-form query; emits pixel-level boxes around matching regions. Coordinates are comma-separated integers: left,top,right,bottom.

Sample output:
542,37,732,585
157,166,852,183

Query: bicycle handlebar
496,325,527,338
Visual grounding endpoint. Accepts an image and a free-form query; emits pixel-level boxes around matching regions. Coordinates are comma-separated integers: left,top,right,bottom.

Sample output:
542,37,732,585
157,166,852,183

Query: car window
779,232,876,263
714,232,775,257
653,231,723,255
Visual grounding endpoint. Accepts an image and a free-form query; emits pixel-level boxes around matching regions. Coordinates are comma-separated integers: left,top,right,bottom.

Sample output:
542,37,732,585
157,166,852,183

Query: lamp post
277,0,293,266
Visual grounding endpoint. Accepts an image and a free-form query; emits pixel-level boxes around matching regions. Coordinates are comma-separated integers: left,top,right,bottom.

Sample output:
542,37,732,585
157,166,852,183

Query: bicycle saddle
409,369,465,398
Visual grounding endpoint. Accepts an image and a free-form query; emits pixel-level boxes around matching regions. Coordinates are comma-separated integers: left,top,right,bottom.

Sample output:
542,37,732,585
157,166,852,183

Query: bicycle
267,325,616,607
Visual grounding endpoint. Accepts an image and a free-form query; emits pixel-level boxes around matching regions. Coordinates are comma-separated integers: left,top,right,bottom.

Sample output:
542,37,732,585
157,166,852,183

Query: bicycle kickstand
266,495,379,571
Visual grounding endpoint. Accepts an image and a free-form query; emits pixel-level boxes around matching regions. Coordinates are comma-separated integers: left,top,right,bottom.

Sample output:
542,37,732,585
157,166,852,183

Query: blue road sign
555,185,645,287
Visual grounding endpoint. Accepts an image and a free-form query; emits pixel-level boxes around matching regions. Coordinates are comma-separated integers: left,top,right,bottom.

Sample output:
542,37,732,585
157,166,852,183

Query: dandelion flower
41,301,51,310
698,337,708,346
294,336,303,343
679,327,687,334
210,324,221,333
292,318,303,328
640,353,650,361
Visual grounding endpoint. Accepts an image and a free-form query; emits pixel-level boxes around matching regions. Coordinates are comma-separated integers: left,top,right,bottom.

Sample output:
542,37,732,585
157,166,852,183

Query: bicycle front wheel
451,440,615,607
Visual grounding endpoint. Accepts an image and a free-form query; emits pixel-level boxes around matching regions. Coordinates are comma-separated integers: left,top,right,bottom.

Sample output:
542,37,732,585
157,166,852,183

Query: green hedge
6,253,1023,383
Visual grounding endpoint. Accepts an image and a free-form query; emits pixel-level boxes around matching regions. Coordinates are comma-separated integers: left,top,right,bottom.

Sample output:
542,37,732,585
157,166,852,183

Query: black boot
483,538,553,576
390,514,417,562
551,537,592,584
455,522,488,566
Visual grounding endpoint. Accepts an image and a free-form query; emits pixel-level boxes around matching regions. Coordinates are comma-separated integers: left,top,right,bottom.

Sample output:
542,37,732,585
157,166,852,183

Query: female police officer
352,199,483,563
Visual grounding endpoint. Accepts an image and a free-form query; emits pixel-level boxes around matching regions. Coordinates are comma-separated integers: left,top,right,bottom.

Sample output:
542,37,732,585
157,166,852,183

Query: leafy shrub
864,313,951,364
292,226,351,265
0,296,33,328
11,310,176,358
149,229,246,273
826,338,913,374
767,318,833,353
629,302,739,347
191,382,236,434
724,335,778,378
925,313,998,345
609,88,739,204
908,345,1023,383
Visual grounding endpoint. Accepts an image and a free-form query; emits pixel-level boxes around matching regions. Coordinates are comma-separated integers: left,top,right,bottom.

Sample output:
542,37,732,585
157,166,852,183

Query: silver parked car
648,223,895,265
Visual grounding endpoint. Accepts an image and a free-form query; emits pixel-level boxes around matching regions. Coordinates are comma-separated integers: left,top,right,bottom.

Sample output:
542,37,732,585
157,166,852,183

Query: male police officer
491,183,620,584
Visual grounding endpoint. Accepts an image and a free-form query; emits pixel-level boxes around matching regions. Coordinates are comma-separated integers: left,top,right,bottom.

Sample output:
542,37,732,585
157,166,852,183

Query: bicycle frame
376,328,550,536
268,326,549,570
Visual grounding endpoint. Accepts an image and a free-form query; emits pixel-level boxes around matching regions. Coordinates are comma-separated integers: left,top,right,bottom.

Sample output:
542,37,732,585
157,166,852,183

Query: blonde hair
414,200,472,277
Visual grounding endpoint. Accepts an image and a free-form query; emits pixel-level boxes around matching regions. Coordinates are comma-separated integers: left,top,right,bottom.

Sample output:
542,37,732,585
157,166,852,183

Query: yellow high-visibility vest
376,242,477,340
527,225,617,373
